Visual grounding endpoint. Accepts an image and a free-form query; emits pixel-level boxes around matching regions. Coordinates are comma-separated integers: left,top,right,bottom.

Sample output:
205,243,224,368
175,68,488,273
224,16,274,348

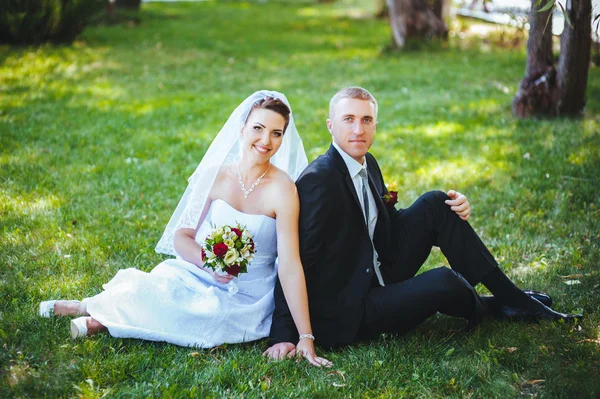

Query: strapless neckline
213,198,276,221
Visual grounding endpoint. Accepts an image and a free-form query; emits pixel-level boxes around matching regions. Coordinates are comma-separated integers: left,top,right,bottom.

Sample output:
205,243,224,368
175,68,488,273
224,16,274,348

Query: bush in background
0,0,105,44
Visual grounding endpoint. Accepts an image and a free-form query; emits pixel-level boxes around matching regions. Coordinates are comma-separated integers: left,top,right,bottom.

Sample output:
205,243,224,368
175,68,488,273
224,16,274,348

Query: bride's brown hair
249,97,291,133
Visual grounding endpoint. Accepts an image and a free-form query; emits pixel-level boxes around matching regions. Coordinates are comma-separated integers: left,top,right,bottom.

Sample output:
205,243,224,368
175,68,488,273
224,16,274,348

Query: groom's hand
445,190,471,221
263,342,296,360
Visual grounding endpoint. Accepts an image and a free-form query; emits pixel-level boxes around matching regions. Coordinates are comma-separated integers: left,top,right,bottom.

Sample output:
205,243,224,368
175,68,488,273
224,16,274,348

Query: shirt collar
332,141,367,179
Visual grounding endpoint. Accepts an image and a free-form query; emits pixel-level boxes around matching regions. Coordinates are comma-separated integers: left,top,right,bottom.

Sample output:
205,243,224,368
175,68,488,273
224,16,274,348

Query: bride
39,91,331,367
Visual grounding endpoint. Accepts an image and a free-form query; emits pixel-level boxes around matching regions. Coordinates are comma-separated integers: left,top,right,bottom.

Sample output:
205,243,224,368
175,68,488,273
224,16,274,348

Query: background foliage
0,0,105,44
1,1,599,397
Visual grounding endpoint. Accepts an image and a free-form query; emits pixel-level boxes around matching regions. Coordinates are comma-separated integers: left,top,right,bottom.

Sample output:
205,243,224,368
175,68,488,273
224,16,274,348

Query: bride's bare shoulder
268,166,298,198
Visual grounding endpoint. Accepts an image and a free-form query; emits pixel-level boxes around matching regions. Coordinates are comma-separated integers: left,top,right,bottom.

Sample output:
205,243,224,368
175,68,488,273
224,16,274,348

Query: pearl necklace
237,163,271,199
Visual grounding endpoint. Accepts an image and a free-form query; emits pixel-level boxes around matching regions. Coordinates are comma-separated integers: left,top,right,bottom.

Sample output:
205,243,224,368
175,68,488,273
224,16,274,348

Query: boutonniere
382,191,398,206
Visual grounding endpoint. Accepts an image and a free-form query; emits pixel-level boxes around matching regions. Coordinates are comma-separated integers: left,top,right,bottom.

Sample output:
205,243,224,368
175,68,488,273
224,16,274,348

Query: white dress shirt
332,141,385,286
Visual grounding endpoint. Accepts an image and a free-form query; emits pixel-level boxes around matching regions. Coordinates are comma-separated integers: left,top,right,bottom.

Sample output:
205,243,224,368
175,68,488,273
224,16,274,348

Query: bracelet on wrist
299,333,315,341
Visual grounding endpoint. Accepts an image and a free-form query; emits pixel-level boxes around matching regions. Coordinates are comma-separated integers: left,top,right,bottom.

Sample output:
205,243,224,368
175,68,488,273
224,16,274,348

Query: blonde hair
329,87,378,119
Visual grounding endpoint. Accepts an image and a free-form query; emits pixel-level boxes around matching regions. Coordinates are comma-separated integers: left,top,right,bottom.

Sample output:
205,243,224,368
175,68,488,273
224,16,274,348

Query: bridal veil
155,90,308,256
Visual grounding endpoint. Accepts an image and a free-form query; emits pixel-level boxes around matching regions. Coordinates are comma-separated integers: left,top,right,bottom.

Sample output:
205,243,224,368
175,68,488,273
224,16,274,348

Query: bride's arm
173,228,205,266
270,183,331,367
173,198,234,285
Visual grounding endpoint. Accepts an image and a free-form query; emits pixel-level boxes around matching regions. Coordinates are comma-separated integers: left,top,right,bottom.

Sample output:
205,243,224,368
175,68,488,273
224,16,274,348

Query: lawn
1,1,599,397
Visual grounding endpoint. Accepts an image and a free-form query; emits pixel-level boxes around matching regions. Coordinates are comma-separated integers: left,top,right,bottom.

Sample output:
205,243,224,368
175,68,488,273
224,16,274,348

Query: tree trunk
513,2,556,117
387,0,448,49
557,0,592,115
437,0,452,21
432,0,451,20
115,0,141,10
513,0,592,118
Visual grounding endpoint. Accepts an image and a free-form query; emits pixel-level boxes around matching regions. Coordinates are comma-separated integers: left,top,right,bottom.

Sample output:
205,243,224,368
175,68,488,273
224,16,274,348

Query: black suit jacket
270,145,399,348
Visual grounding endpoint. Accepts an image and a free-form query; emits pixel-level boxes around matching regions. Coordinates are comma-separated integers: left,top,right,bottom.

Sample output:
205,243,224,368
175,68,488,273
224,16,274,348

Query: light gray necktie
359,168,369,227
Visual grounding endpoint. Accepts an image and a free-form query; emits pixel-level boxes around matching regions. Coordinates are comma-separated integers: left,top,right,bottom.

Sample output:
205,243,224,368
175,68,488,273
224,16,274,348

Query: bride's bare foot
87,318,105,335
71,317,106,339
53,300,88,316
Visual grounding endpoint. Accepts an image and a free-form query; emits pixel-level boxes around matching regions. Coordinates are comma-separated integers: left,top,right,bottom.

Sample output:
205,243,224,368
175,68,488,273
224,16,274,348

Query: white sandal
70,317,89,339
39,300,57,318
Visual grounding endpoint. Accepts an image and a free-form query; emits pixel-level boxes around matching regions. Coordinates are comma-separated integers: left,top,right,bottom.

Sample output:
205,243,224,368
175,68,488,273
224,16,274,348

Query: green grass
1,1,599,397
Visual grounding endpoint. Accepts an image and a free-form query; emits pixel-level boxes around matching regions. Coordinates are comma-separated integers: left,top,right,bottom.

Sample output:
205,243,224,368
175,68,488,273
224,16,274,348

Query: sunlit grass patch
1,1,599,398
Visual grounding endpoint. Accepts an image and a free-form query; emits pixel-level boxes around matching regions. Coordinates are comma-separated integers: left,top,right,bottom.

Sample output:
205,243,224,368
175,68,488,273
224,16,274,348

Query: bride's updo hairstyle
247,97,291,133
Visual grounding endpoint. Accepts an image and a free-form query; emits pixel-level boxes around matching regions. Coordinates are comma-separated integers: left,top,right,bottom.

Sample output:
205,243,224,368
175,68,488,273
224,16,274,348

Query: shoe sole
70,320,80,339
39,301,57,318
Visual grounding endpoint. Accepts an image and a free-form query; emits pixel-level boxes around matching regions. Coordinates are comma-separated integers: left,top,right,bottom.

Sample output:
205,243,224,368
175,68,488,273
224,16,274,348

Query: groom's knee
428,267,472,293
418,190,454,225
420,190,450,208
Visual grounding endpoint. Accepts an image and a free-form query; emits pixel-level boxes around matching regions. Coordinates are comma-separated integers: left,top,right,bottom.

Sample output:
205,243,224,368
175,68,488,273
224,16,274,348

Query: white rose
214,227,224,237
205,250,216,259
240,245,252,259
224,249,239,266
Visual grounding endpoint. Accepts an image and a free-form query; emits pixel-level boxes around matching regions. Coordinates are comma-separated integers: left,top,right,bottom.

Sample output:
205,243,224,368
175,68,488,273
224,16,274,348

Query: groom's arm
269,278,299,345
269,167,333,345
296,169,333,273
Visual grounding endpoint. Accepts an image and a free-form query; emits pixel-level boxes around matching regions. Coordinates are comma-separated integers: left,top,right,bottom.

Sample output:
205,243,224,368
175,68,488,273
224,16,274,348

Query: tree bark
513,0,592,118
387,0,448,49
432,0,451,20
513,2,557,117
557,0,592,115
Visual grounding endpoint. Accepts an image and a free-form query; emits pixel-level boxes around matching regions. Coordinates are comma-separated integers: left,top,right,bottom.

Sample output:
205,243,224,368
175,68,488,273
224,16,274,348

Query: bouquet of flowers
200,223,255,278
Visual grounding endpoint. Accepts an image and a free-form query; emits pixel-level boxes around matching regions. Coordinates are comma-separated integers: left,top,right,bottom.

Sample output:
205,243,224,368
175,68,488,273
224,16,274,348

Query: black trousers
360,190,497,337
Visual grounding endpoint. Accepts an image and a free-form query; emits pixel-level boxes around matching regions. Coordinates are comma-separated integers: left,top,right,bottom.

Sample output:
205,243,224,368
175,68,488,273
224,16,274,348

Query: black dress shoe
523,290,553,307
480,290,552,311
495,297,583,323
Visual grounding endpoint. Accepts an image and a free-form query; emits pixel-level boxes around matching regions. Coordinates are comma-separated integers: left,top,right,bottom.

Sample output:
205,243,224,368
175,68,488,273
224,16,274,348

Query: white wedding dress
84,199,278,348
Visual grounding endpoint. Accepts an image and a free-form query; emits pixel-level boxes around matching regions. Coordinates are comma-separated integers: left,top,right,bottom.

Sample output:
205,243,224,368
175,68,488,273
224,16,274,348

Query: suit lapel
368,175,386,221
344,174,363,217
368,161,392,254
328,145,369,234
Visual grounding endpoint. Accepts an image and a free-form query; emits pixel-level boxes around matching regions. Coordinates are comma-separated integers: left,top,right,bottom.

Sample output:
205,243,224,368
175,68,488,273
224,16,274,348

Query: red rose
383,190,398,206
231,228,242,238
213,242,228,258
201,248,206,261
225,264,242,276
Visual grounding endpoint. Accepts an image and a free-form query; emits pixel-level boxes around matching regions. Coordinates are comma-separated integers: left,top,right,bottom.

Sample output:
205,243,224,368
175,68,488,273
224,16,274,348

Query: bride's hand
296,338,333,368
198,266,235,284
210,272,234,284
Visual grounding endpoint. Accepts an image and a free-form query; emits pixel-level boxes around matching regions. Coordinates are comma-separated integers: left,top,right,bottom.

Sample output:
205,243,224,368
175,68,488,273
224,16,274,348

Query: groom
266,87,580,354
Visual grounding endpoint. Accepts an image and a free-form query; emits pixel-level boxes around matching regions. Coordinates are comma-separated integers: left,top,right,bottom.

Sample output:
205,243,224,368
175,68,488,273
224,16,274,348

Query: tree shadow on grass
1,2,599,397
